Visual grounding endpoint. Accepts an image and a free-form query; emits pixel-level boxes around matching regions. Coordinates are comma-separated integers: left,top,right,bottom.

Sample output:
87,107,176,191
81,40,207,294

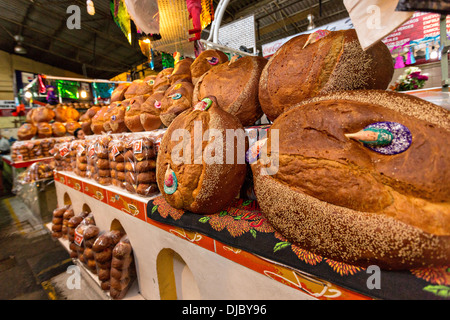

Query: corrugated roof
0,0,349,79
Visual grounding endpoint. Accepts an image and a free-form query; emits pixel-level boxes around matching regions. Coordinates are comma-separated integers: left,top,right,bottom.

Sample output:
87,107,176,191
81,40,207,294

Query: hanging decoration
111,0,132,44
200,0,214,30
37,75,46,94
55,80,79,100
162,52,174,69
92,83,114,100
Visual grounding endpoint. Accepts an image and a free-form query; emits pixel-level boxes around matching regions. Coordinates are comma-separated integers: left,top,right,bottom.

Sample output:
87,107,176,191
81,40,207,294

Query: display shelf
54,170,372,300
45,222,144,300
2,155,53,169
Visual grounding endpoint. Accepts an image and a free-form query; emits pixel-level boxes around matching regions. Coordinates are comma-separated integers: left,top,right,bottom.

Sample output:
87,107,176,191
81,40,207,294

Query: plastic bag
124,132,159,197
67,210,91,259
94,134,112,185
73,213,96,267
85,135,98,179
75,139,87,178
83,225,101,274
110,235,136,299
92,230,123,291
108,134,126,189
51,204,71,239
52,141,72,171
61,206,74,240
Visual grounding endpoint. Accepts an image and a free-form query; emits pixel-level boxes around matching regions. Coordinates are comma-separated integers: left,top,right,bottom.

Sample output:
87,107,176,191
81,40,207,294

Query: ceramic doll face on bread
251,90,450,270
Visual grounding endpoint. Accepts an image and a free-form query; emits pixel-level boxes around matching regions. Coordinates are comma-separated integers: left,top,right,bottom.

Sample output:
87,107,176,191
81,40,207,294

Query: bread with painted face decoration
190,50,229,85
159,80,194,127
124,94,151,132
139,85,168,131
156,96,247,214
251,90,450,270
111,83,131,102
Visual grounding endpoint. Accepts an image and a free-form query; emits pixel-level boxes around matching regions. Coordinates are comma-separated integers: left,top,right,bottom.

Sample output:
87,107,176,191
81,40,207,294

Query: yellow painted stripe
36,258,73,278
2,198,25,235
41,281,57,300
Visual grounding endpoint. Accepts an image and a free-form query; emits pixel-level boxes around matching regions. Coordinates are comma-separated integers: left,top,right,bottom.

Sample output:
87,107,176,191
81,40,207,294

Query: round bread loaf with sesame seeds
156,96,247,214
258,29,394,122
251,90,450,270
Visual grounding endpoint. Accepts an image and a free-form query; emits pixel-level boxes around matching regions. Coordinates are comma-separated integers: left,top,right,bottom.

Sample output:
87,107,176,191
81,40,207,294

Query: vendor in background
74,128,85,140
0,133,11,196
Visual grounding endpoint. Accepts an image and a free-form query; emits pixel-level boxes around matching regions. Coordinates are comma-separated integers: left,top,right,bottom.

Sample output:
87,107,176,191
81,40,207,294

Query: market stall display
35,0,450,302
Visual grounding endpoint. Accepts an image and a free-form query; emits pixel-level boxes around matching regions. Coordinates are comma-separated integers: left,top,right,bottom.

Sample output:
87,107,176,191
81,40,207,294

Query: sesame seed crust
252,90,450,270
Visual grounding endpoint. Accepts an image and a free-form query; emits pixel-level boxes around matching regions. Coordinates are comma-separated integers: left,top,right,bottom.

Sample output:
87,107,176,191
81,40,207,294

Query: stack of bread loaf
17,104,84,140
85,136,97,179
109,235,136,299
72,213,96,268
17,160,55,183
52,141,72,171
92,230,123,291
124,133,158,197
108,135,126,189
67,211,92,259
82,225,101,274
51,205,70,239
94,135,113,185
61,206,74,240
75,139,87,177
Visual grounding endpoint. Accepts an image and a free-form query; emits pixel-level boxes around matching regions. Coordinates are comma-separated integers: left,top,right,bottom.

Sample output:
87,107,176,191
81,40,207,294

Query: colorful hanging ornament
37,75,46,94
345,122,412,155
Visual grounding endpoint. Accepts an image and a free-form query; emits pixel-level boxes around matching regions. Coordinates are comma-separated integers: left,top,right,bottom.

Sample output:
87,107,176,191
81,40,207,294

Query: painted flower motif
411,266,450,286
152,196,184,220
325,259,365,276
200,203,273,238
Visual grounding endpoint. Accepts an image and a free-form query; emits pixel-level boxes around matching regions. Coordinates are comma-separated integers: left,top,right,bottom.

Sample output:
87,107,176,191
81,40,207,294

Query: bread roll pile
52,141,72,171
110,235,136,299
51,205,70,238
83,225,100,274
109,135,126,189
92,230,123,291
124,134,158,197
94,135,112,186
61,206,74,240
75,140,87,177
